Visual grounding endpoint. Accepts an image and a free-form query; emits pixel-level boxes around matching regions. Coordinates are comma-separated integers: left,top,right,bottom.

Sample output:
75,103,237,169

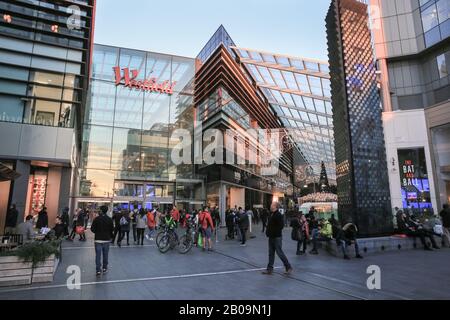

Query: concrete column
45,167,62,228
58,167,72,217
219,183,227,226
10,160,31,223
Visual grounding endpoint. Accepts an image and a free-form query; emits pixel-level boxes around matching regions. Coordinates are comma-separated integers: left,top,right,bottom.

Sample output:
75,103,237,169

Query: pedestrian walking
76,209,87,241
91,206,113,276
136,210,147,245
198,207,215,251
290,213,309,255
111,209,122,244
238,207,250,246
4,204,19,234
262,202,292,275
61,207,70,237
117,211,130,247
131,205,139,244
225,209,235,240
146,209,156,240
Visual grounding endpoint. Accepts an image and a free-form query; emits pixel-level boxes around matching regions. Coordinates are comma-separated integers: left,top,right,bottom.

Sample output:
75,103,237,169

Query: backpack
120,216,128,226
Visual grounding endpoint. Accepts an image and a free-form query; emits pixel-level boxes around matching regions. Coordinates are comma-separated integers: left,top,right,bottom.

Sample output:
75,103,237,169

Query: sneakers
240,244,247,247
145,235,149,240
262,270,273,275
202,247,206,252
149,237,154,241
102,268,108,274
96,271,101,276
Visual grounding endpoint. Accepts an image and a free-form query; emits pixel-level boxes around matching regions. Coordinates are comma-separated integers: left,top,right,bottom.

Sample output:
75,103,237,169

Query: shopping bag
76,226,85,235
197,233,203,247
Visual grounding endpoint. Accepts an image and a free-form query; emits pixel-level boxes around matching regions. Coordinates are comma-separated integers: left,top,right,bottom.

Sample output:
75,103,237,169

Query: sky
94,0,331,61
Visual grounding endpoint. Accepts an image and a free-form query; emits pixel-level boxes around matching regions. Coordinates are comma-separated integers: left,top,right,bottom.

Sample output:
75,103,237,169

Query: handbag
76,226,85,235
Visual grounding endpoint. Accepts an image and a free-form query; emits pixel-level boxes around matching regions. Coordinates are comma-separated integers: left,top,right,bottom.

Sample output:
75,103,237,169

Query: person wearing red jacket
198,207,215,252
145,209,156,240
171,205,180,223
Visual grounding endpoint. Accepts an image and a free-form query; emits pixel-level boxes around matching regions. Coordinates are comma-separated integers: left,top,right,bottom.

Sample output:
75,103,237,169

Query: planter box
0,254,60,287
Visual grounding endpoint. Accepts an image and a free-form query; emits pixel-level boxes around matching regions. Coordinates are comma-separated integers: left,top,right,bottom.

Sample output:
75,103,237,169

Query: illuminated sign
113,67,176,95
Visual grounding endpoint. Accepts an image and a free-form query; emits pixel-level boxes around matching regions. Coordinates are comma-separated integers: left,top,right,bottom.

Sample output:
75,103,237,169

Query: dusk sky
94,0,331,61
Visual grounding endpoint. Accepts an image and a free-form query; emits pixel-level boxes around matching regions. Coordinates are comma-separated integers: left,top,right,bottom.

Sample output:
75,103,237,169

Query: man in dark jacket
36,207,49,230
91,206,113,276
61,207,70,237
238,207,250,246
262,202,292,275
5,204,19,234
439,204,450,247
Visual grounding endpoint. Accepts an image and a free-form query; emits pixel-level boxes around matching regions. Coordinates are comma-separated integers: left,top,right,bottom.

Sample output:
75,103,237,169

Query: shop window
0,94,25,123
23,99,61,127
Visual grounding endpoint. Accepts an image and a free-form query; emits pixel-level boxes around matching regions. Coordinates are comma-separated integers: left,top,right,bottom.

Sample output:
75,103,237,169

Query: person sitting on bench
310,218,333,255
396,209,440,251
336,223,363,260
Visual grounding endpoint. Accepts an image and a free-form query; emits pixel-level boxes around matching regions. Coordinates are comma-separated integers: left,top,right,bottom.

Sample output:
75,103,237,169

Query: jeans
262,221,267,233
136,228,145,245
147,227,155,238
340,239,360,257
95,242,110,272
267,237,291,271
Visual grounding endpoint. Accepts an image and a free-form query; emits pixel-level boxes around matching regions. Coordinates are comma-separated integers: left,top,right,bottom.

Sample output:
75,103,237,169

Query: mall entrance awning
0,162,21,182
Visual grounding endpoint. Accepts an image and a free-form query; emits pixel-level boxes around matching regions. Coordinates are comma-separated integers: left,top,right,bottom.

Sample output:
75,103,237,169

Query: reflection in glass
82,125,113,169
114,86,143,129
86,80,116,126
111,128,142,171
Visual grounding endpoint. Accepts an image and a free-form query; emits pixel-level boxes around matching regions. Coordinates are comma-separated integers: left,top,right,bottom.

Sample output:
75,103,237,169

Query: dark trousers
311,229,331,251
95,242,110,272
240,228,247,244
118,230,129,245
132,224,137,242
267,237,291,271
112,226,120,244
136,228,145,245
296,238,307,253
262,221,267,233
406,230,438,248
227,225,234,239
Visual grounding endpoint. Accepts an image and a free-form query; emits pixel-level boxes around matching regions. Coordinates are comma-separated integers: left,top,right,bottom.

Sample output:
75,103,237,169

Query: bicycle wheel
157,234,171,253
155,230,165,245
177,234,193,254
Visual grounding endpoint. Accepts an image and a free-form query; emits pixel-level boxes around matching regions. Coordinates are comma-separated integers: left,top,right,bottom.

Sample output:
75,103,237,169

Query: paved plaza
0,227,449,300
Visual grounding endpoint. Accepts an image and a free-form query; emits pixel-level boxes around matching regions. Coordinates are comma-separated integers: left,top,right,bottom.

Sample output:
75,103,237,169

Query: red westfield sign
113,67,176,95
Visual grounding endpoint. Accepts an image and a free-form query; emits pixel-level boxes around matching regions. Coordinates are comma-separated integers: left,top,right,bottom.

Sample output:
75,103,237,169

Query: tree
319,161,330,192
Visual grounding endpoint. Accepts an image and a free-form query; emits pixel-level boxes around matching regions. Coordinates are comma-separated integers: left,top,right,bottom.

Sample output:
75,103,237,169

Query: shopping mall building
77,26,334,223
1,0,448,235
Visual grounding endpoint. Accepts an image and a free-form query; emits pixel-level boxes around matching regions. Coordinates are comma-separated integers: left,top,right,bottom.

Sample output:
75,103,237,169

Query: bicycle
156,218,195,254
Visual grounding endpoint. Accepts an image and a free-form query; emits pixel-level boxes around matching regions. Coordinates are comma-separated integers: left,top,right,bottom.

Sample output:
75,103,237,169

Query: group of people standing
225,206,270,246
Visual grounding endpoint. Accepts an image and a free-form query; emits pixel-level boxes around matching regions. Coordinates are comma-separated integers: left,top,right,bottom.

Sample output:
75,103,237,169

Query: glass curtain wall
80,45,199,202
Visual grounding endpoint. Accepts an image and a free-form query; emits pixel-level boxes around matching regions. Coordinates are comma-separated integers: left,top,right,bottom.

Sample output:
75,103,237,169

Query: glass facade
79,44,204,207
431,123,450,207
0,1,94,128
420,0,450,47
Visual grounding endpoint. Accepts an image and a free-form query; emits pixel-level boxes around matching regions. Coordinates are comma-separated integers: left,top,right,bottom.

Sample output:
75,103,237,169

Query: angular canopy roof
231,47,336,182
